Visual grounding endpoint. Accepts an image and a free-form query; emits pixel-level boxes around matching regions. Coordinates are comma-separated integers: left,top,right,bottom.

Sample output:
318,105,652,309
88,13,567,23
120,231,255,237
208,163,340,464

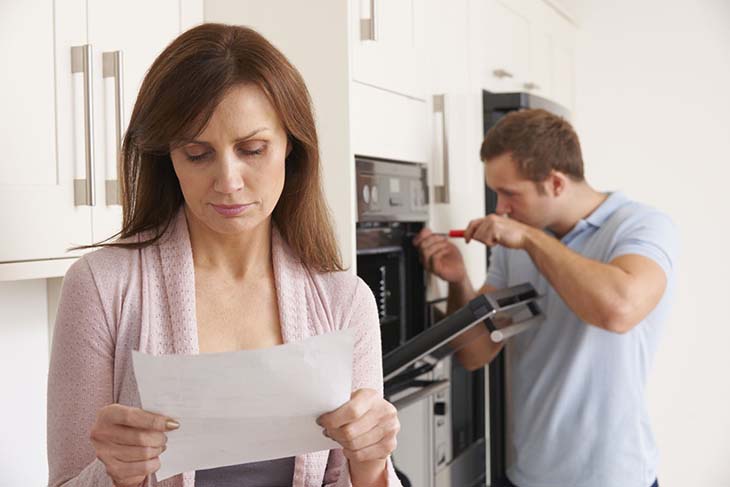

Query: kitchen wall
0,280,50,486
570,0,730,484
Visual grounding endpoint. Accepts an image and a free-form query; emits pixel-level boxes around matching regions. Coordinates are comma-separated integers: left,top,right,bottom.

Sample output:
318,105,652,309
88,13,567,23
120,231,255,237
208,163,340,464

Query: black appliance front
483,91,570,487
356,221,426,354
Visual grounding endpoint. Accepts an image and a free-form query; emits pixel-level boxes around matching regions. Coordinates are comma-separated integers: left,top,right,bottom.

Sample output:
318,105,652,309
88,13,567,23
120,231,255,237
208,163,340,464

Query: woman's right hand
90,404,178,487
412,228,467,284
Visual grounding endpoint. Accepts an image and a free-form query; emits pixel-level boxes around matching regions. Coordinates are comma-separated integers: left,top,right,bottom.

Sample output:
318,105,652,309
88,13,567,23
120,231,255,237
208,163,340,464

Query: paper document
132,330,354,480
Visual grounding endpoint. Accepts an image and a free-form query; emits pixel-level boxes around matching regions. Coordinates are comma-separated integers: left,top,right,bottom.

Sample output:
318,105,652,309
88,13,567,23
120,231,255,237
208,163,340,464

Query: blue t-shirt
486,192,679,487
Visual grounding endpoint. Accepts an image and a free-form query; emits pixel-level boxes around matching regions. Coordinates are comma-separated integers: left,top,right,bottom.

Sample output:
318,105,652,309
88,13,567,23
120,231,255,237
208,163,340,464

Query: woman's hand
90,404,178,487
317,389,400,486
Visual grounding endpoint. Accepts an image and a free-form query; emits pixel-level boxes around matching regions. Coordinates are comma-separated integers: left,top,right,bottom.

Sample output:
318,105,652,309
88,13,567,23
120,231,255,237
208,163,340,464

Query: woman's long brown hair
88,23,343,272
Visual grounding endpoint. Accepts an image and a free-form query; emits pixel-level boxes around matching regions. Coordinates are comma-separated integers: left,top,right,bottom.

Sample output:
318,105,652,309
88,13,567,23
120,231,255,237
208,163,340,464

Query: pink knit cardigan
47,209,401,487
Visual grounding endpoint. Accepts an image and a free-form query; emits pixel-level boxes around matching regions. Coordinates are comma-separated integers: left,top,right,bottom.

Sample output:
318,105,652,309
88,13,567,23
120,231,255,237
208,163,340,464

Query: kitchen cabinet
474,0,531,94
351,0,424,100
0,1,91,269
350,82,430,164
549,10,577,111
349,0,429,164
0,0,202,280
471,0,577,110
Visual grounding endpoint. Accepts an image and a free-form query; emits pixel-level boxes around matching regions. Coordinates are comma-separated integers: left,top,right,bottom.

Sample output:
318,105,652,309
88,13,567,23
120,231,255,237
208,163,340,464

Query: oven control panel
356,157,428,222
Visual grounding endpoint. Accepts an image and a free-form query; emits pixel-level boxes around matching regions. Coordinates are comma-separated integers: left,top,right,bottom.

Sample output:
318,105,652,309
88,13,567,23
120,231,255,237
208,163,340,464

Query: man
414,109,678,487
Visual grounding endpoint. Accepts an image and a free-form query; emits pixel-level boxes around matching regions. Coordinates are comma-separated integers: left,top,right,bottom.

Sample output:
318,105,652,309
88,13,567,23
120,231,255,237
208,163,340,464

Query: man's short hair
480,109,584,182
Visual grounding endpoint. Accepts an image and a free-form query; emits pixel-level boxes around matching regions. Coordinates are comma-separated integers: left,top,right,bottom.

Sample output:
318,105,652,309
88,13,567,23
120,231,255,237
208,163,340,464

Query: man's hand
412,228,467,283
464,214,534,249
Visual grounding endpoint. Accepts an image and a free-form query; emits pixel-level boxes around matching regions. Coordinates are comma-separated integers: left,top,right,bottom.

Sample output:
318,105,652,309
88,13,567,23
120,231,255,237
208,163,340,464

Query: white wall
0,280,50,487
572,1,730,485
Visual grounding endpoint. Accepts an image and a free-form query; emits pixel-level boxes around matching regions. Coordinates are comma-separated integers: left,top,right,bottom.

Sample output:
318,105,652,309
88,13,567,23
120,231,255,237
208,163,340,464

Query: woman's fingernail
165,420,180,430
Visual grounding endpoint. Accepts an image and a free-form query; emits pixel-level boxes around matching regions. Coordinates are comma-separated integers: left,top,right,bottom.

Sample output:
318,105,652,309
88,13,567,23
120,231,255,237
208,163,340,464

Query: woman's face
170,83,289,237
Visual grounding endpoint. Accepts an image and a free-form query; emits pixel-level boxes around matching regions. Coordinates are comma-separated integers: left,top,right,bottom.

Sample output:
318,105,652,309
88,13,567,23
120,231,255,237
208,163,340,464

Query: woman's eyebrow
180,127,270,147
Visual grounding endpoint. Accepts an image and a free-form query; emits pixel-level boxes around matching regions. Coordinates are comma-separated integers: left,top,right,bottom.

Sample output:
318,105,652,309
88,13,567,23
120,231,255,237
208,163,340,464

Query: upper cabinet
548,10,577,112
87,0,188,245
473,0,531,93
422,0,469,95
0,0,202,277
351,0,424,99
0,0,91,266
471,0,577,110
350,0,429,164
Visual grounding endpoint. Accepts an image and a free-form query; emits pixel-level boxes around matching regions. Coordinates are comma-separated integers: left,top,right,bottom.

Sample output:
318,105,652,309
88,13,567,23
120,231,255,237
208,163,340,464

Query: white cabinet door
423,0,469,95
428,93,487,291
526,0,553,99
351,0,424,99
550,13,576,112
350,82,429,163
88,0,183,243
472,0,530,93
0,0,91,263
425,0,486,288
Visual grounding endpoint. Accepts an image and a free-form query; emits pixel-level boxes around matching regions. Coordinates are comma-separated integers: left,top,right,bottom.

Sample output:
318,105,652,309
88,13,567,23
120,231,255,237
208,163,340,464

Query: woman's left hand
317,388,400,485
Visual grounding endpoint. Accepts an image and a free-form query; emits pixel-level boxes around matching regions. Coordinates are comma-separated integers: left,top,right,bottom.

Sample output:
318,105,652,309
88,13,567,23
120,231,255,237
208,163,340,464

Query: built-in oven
355,157,428,352
355,156,545,487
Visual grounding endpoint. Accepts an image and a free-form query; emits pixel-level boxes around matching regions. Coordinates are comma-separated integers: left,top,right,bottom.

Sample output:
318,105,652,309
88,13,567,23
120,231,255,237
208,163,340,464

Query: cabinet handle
433,95,450,204
360,0,378,41
103,51,124,206
71,45,96,206
492,68,513,79
523,81,540,91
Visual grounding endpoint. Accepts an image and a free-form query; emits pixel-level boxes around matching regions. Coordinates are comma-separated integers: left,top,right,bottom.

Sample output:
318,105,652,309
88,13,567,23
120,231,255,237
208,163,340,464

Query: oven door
356,248,406,355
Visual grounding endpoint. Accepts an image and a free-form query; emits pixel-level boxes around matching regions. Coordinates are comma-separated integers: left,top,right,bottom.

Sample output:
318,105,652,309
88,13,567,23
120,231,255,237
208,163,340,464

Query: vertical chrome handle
433,95,450,204
71,44,96,206
103,50,124,206
360,0,378,41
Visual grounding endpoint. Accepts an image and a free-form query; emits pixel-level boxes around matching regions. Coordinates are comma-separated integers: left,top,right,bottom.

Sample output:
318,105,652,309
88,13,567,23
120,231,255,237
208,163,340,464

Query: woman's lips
210,203,255,217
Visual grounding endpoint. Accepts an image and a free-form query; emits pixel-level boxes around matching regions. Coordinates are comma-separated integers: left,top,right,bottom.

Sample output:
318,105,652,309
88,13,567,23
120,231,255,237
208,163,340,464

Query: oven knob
371,185,379,204
362,184,370,204
434,402,447,416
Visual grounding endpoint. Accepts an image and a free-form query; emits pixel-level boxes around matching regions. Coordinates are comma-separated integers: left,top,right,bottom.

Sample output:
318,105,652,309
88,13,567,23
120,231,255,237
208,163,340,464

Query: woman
47,23,401,487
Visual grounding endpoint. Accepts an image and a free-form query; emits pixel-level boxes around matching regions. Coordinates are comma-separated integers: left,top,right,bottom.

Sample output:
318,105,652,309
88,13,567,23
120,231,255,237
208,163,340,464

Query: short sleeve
608,210,680,277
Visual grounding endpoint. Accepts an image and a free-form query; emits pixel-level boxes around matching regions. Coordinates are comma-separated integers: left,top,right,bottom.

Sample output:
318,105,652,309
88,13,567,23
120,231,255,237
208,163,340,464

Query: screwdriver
432,230,465,238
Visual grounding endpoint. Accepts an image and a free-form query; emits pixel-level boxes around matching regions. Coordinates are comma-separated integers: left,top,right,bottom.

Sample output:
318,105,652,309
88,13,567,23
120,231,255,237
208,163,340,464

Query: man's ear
550,170,568,197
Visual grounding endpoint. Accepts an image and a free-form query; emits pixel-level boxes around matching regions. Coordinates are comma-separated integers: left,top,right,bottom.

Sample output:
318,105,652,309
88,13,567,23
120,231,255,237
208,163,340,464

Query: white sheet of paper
132,330,354,481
